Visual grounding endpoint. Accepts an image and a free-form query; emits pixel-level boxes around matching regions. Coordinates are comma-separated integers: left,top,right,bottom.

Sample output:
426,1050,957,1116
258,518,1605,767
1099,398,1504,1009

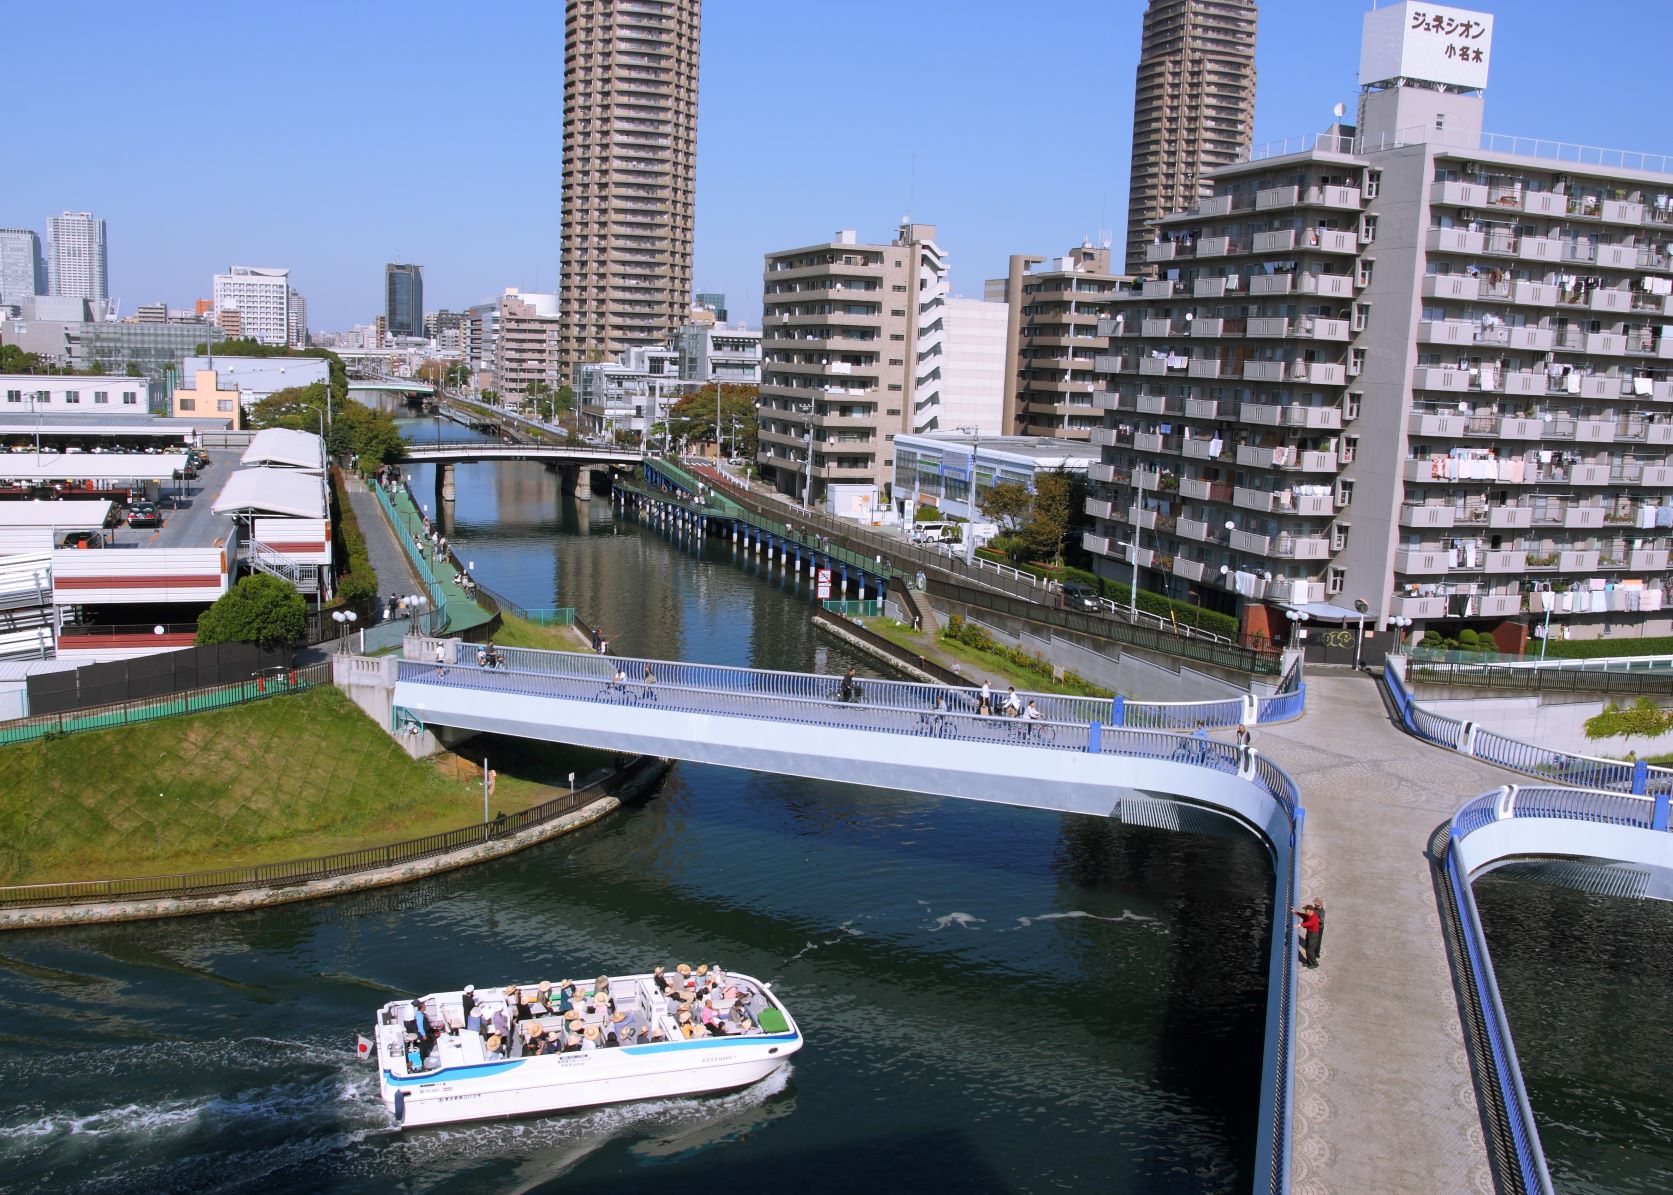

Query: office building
559,0,701,379
1088,1,1673,645
0,229,46,305
46,212,109,302
213,267,293,347
758,224,941,509
677,321,761,385
386,263,424,338
694,291,727,322
70,322,223,380
578,345,684,442
990,244,1126,441
892,432,1095,524
287,289,308,348
1124,0,1258,275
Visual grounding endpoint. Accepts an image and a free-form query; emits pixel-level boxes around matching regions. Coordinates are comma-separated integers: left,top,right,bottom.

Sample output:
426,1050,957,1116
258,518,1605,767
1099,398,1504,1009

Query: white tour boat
367,969,802,1127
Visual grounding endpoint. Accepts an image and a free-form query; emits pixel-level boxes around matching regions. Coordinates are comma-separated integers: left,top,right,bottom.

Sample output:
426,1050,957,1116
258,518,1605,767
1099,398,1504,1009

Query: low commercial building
578,346,686,443
891,432,1095,524
1,373,150,413
170,369,244,426
677,321,762,385
180,355,329,408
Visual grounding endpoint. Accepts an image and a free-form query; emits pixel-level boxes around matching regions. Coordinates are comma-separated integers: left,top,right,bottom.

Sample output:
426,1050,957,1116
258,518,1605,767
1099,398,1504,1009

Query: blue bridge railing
1385,662,1673,802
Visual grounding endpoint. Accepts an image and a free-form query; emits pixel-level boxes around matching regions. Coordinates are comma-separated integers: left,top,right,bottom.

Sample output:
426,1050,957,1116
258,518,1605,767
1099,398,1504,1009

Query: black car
127,502,161,529
1058,582,1102,612
63,530,102,549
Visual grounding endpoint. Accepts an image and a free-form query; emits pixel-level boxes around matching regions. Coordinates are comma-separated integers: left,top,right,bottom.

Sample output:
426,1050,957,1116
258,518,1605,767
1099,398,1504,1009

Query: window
94,390,108,404
122,392,138,405
1332,523,1350,550
1356,259,1374,287
1346,392,1362,421
889,358,903,366
1341,434,1358,464
1360,215,1377,242
1365,170,1381,199
1337,478,1355,506
1352,303,1370,332
4,390,19,404
179,398,197,411
64,390,80,404
218,400,234,412
1349,348,1365,375
1328,567,1345,594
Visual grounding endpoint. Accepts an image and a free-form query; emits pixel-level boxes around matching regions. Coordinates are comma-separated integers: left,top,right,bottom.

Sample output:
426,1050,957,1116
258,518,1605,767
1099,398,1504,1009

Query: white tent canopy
211,468,326,519
0,500,114,530
240,428,326,472
0,454,187,482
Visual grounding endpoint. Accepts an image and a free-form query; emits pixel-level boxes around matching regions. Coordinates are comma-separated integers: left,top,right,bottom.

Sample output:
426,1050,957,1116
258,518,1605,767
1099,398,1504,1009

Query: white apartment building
912,295,1008,435
578,346,685,443
46,212,107,302
212,267,293,347
0,375,148,412
1087,1,1673,647
677,322,762,385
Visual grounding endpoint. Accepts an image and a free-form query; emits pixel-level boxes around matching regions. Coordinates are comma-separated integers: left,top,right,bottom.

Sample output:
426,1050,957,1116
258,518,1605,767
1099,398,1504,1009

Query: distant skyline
8,1,1673,331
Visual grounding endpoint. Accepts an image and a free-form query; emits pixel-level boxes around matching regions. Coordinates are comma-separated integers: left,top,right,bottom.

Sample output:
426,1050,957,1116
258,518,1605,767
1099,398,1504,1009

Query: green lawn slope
0,686,608,885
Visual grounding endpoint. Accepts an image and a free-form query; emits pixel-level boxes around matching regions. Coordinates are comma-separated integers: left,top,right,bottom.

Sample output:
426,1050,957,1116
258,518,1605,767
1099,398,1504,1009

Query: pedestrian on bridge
591,626,603,653
1293,905,1322,969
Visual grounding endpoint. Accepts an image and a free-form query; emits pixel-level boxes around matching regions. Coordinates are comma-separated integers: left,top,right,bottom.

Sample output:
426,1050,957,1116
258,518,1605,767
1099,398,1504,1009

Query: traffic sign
816,568,832,600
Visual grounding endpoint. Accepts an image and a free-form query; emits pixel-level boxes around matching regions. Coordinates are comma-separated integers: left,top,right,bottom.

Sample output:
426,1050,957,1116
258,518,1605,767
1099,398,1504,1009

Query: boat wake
780,919,865,965
1009,909,1160,931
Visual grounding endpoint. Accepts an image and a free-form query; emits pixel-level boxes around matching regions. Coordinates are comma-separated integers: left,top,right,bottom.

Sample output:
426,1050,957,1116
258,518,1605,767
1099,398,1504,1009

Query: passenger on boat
699,999,722,1035
486,1032,504,1057
581,1025,600,1051
675,963,693,988
652,965,669,993
594,974,611,998
676,1010,698,1039
710,964,728,990
460,984,476,1024
528,980,553,1015
553,980,576,1014
726,1001,752,1030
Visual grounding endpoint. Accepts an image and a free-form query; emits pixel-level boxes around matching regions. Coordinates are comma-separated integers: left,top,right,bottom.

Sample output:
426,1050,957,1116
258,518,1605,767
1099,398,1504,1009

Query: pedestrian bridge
403,443,643,467
386,641,1304,1189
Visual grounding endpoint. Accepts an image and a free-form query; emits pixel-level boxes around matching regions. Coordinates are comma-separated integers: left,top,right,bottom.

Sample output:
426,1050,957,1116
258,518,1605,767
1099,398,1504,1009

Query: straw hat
611,1010,628,1022
676,963,692,976
504,985,519,997
584,1024,600,1039
695,964,709,976
538,979,552,992
565,1008,581,1021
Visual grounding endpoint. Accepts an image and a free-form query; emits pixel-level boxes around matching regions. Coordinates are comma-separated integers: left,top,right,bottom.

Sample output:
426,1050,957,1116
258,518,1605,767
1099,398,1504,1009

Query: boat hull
383,1037,799,1127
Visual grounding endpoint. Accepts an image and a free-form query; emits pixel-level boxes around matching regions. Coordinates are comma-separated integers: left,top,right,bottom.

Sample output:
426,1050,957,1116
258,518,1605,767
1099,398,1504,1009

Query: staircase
249,540,321,594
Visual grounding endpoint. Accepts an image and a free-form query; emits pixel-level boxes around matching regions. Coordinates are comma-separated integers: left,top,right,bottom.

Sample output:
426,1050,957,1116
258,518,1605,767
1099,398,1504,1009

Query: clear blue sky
9,1,1672,330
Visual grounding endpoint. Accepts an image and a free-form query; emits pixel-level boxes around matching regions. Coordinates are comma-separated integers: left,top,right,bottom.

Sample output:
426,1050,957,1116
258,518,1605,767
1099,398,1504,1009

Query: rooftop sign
1360,2,1493,92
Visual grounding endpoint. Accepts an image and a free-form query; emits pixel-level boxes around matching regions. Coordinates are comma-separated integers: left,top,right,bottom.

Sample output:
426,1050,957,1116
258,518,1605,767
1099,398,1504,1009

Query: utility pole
1129,464,1145,620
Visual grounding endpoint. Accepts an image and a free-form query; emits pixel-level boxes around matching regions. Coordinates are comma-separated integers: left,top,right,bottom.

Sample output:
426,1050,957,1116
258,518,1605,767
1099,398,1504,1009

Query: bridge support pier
439,463,456,503
559,465,593,501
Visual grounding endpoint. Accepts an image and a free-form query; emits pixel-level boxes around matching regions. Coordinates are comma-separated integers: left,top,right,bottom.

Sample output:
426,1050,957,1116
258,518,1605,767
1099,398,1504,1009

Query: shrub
1457,629,1480,647
1584,697,1673,741
197,574,306,648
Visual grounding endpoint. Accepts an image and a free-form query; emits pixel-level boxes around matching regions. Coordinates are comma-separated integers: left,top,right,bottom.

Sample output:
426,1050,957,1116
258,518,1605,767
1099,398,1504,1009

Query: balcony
1401,503,1457,529
1311,185,1362,209
1419,319,1484,345
1394,548,1452,575
1483,549,1528,573
1297,493,1336,516
1564,506,1606,529
1141,280,1177,299
1392,594,1451,619
1292,361,1346,385
1585,331,1626,355
1246,316,1289,337
1188,358,1223,378
1184,396,1222,419
1253,229,1297,253
1289,450,1339,472
1230,529,1270,555
1590,285,1632,311
1602,198,1645,225
1180,436,1220,460
1571,463,1611,485
1479,594,1523,617
1560,549,1601,571
1598,245,1637,270
1297,273,1356,298
1177,476,1212,501
1248,273,1294,296
1431,179,1490,207
1233,485,1275,512
1518,236,1564,262
1194,277,1234,298
1514,280,1560,306
1498,416,1546,439
1196,236,1236,257
1178,517,1209,542
1273,535,1331,560
1522,191,1565,216
1308,229,1360,254
1146,241,1179,263
1243,360,1285,382
1423,274,1481,301
1088,463,1117,483
1426,227,1485,254
1082,532,1114,558
1174,555,1208,583
1084,497,1115,521
1255,185,1300,210
1575,418,1617,443
1488,505,1534,529
1412,366,1473,392
1644,465,1673,486
1408,410,1467,437
1631,547,1670,570
1141,318,1177,337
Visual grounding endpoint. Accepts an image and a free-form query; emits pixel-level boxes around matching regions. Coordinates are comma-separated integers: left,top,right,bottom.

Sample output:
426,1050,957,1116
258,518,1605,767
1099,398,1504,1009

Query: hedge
975,552,1241,640
1543,635,1673,660
329,467,379,607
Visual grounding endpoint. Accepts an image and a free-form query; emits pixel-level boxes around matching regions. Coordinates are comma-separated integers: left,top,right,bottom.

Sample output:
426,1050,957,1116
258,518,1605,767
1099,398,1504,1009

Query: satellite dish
1333,102,1348,119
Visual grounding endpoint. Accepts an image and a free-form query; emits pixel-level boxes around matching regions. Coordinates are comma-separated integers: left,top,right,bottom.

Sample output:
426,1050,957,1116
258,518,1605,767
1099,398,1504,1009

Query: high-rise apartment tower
47,211,109,302
559,0,701,382
386,263,424,339
1123,0,1257,275
0,229,46,305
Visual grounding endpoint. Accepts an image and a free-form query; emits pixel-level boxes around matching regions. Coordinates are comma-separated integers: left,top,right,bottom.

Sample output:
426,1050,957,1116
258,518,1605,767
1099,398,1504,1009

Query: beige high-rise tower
560,0,701,382
1123,0,1257,276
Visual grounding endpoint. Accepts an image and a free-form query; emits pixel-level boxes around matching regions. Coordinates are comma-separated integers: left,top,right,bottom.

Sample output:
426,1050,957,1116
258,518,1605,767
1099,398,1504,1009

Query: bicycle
1004,718,1056,745
595,681,640,704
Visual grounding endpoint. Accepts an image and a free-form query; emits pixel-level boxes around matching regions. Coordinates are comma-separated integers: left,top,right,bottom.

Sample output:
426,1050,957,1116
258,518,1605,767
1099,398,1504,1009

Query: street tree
1017,467,1089,567
978,481,1033,534
196,574,307,649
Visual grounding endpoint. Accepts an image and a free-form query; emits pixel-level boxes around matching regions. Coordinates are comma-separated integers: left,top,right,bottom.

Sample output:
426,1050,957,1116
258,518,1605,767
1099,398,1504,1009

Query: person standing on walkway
979,679,992,714
591,626,603,653
1293,904,1322,968
1235,723,1252,766
1311,897,1326,961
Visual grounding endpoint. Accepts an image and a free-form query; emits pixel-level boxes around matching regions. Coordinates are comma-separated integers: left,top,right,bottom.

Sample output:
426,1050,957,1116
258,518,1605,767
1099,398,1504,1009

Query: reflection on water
0,448,1278,1192
1475,869,1673,1194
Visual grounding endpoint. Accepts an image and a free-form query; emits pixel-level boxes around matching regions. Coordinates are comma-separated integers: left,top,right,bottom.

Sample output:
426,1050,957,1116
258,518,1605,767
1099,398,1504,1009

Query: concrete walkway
1262,671,1517,1195
342,472,423,614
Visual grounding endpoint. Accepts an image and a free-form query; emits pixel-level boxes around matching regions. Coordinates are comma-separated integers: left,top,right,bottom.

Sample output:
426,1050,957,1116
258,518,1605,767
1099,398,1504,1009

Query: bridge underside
1458,818,1673,900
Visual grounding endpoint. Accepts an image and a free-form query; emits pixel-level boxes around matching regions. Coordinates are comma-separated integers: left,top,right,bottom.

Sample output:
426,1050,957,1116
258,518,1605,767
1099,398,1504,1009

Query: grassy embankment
858,617,1114,699
0,686,612,885
488,611,590,652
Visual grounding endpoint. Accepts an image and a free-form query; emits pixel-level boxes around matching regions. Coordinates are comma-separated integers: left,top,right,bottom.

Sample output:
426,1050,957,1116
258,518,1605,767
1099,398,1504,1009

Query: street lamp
1390,614,1414,655
408,593,427,634
956,426,981,565
1129,464,1152,620
1353,597,1371,670
331,608,358,652
1285,607,1310,649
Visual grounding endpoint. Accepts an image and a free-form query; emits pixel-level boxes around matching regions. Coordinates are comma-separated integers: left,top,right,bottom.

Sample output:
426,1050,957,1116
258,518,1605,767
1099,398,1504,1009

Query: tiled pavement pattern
1261,671,1521,1195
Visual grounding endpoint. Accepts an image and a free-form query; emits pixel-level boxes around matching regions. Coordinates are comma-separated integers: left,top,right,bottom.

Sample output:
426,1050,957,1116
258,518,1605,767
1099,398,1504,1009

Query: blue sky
9,1,1673,330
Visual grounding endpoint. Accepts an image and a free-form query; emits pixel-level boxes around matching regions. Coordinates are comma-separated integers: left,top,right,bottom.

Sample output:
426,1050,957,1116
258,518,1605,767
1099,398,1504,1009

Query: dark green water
1474,870,1673,1194
0,450,1276,1192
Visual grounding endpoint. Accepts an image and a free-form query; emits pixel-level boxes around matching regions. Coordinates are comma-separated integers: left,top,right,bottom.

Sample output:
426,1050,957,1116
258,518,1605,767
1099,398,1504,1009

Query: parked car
63,530,102,549
1058,582,1103,613
127,501,161,529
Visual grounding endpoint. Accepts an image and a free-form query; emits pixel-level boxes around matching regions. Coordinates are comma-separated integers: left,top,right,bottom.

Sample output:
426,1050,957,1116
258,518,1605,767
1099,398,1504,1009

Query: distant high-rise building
1123,0,1258,274
212,266,292,346
0,228,47,305
559,0,701,380
47,211,108,301
385,263,424,338
695,291,727,322
287,288,308,348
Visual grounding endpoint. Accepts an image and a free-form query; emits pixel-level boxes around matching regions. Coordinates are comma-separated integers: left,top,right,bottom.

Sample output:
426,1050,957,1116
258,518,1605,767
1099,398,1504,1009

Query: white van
910,522,959,544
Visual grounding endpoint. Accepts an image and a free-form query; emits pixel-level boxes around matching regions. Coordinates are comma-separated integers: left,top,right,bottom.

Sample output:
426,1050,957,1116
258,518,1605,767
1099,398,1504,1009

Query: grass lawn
859,617,1114,699
491,611,590,652
0,686,613,885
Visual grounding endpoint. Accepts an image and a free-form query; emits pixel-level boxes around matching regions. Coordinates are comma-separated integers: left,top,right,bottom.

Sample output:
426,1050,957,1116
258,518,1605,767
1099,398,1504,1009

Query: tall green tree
978,481,1033,534
196,574,307,648
1017,468,1089,567
664,383,759,458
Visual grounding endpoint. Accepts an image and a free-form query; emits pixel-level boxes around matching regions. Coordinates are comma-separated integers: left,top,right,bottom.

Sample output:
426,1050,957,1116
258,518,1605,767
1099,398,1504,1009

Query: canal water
0,441,1279,1192
1474,869,1673,1194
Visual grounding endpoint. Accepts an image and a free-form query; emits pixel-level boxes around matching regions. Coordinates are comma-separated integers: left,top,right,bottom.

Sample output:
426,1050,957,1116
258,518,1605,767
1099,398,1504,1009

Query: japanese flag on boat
356,1035,373,1057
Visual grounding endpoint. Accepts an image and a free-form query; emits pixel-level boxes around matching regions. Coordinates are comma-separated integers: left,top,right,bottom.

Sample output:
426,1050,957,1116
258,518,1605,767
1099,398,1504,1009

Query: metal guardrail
0,662,328,748
1410,661,1673,697
469,576,574,628
821,599,881,617
1384,663,1673,795
370,481,449,633
0,757,647,909
932,576,1283,676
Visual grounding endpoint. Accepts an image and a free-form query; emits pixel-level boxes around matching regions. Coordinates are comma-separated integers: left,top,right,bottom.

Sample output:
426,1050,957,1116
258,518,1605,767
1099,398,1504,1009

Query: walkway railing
1385,662,1673,796
1440,782,1670,1195
0,662,328,748
470,577,575,627
371,480,449,633
0,759,644,909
